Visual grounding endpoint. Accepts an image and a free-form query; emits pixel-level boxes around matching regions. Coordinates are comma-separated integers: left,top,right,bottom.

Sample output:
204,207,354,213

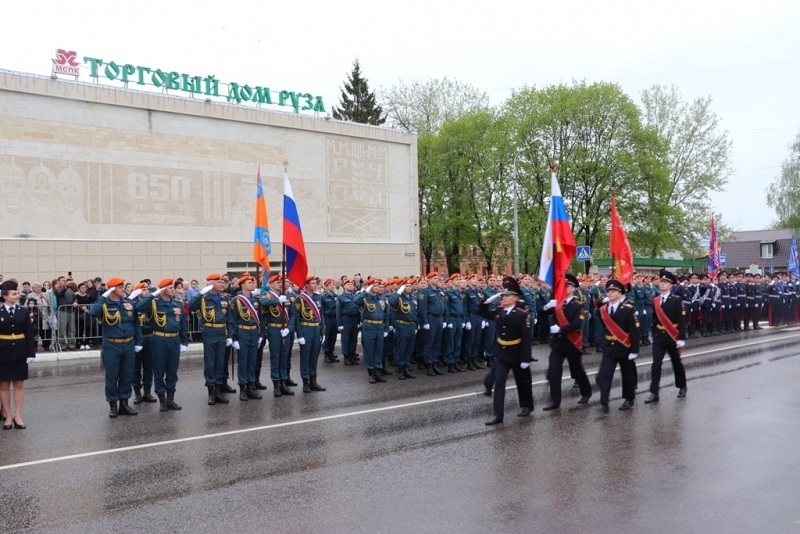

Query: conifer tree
332,59,386,125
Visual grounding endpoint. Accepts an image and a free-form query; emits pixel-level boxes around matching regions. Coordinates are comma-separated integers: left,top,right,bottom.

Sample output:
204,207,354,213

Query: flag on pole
538,162,576,302
283,172,308,288
707,216,722,278
788,233,800,279
253,169,272,275
609,192,634,285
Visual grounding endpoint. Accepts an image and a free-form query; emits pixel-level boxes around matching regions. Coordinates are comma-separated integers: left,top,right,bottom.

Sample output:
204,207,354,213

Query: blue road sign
719,253,727,267
576,246,591,262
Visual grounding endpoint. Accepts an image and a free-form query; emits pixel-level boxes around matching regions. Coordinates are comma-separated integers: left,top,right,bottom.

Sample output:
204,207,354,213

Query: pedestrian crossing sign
576,246,591,262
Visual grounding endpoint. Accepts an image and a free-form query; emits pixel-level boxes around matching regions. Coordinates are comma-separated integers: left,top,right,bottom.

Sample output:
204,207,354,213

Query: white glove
389,326,394,332
297,337,306,345
129,289,143,300
338,326,344,332
201,284,213,295
279,295,288,303
232,341,240,350
482,321,487,329
602,297,610,303
721,305,725,309
550,324,561,334
397,285,406,295
257,337,263,346
134,345,143,353
321,336,326,344
465,322,472,331
102,288,114,298
544,299,557,310
423,324,430,330
280,328,290,337
364,285,374,294
225,338,232,347
26,357,35,364
358,323,362,329
520,362,530,369
642,310,647,315
485,293,503,304
151,288,163,298
252,288,262,296
628,353,638,360
534,318,538,325
461,323,465,328
383,332,388,338
180,345,188,352
676,340,685,348
447,323,453,329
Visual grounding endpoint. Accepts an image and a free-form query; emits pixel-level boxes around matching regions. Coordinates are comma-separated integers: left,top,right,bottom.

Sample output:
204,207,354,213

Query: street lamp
513,158,520,276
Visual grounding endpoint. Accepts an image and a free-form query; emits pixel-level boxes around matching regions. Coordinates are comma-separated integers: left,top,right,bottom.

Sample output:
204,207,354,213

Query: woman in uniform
0,280,37,429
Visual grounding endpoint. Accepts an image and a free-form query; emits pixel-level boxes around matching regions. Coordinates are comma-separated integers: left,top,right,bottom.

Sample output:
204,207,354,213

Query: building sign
52,49,80,78
50,50,325,114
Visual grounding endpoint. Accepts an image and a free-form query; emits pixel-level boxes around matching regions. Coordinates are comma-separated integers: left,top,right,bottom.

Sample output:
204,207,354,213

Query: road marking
3,332,798,472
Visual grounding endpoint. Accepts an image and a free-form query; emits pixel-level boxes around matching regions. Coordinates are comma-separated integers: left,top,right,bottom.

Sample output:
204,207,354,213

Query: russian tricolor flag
283,172,308,288
538,164,576,303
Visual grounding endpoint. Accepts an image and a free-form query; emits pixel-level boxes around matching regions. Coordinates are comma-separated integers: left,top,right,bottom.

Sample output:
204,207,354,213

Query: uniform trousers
202,329,226,387
445,321,463,364
132,334,153,389
151,334,180,395
649,341,687,394
340,317,359,356
102,338,135,402
423,316,444,364
482,320,497,360
236,327,259,386
468,314,482,358
487,358,533,419
547,347,591,405
393,323,416,367
322,314,338,355
298,325,322,379
361,323,385,370
266,326,287,381
597,344,637,405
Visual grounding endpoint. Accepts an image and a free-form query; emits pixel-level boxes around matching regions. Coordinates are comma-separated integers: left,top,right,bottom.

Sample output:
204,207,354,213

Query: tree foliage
381,77,489,134
766,129,800,230
331,59,385,125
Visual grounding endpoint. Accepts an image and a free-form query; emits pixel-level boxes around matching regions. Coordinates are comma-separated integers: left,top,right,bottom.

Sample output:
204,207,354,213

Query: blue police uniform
388,287,419,379
354,288,389,381
293,290,326,392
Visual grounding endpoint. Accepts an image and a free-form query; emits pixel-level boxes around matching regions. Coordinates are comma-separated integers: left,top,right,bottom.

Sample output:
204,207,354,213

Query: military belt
300,321,320,327
154,332,178,337
107,337,133,343
605,335,623,342
496,338,521,346
430,314,442,318
655,324,677,331
746,297,754,300
395,319,415,325
0,334,24,341
266,322,286,327
203,323,226,328
142,334,152,338
238,324,259,330
364,319,384,325
768,295,780,299
449,314,463,319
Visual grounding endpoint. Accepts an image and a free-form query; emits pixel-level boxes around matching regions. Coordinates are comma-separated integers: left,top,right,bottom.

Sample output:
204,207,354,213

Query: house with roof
720,229,794,274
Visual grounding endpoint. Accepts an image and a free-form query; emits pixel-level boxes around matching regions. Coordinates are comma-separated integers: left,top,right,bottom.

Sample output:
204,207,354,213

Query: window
761,243,774,259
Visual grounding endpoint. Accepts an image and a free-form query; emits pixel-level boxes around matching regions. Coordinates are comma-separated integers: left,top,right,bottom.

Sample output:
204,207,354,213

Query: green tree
331,59,385,125
766,129,800,229
640,84,733,254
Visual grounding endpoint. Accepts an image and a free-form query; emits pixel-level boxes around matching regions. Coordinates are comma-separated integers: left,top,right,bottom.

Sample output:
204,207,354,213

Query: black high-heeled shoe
3,418,12,430
12,418,26,430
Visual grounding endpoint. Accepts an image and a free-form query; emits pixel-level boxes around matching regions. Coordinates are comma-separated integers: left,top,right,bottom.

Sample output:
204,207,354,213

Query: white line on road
2,332,798,472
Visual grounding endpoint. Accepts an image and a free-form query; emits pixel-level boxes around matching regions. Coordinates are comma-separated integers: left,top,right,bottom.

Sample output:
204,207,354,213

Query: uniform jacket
601,300,640,359
652,293,687,346
478,301,532,364
0,305,36,361
542,298,584,354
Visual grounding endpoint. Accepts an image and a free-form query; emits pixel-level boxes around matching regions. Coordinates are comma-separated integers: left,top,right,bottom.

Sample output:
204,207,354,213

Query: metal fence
25,303,205,352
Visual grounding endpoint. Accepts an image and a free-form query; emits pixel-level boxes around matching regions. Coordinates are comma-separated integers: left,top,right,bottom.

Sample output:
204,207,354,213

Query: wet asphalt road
2,327,800,533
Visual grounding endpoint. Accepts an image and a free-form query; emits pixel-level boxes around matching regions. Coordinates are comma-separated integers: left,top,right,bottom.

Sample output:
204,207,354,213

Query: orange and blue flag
283,172,308,288
538,163,576,302
253,169,272,275
707,216,722,278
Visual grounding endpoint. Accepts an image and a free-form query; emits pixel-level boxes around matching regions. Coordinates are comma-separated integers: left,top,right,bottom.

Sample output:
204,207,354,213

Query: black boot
303,379,312,393
486,358,493,368
142,387,157,403
447,364,458,374
208,386,216,405
324,354,335,363
239,387,249,401
166,391,182,410
214,385,229,404
466,360,476,370
220,380,237,394
119,399,138,416
246,383,263,400
285,376,298,387
403,366,417,379
426,363,436,377
254,381,268,390
158,394,168,412
368,369,378,384
473,359,486,369
397,367,406,380
108,401,118,418
453,362,465,372
379,366,392,376
279,380,295,395
344,355,356,366
433,364,446,375
133,387,143,405
272,380,282,398
416,360,426,370
373,369,387,382
310,376,326,391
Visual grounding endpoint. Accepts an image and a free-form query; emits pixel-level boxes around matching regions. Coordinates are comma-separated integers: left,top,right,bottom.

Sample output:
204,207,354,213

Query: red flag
609,192,633,285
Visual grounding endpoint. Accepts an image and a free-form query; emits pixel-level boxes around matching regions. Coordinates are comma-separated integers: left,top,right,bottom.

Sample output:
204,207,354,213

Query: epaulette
622,302,634,308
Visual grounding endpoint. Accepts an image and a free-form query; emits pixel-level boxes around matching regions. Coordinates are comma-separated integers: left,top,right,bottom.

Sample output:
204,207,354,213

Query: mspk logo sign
52,49,80,77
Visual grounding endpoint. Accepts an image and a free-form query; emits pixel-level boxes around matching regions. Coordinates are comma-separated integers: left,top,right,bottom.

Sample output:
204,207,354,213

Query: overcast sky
3,0,798,232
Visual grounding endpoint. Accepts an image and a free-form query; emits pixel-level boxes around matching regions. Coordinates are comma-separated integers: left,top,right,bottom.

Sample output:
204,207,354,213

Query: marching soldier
597,279,639,413
89,277,142,418
230,273,263,402
541,273,592,410
294,276,326,393
188,274,232,405
479,276,534,426
645,270,688,403
136,278,189,411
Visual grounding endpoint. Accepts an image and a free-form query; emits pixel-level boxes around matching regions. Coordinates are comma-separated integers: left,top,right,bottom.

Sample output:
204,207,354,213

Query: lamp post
513,159,520,276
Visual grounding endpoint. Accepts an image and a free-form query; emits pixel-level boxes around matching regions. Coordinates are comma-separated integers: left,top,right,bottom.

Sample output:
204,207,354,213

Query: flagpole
282,160,288,295
609,189,617,279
